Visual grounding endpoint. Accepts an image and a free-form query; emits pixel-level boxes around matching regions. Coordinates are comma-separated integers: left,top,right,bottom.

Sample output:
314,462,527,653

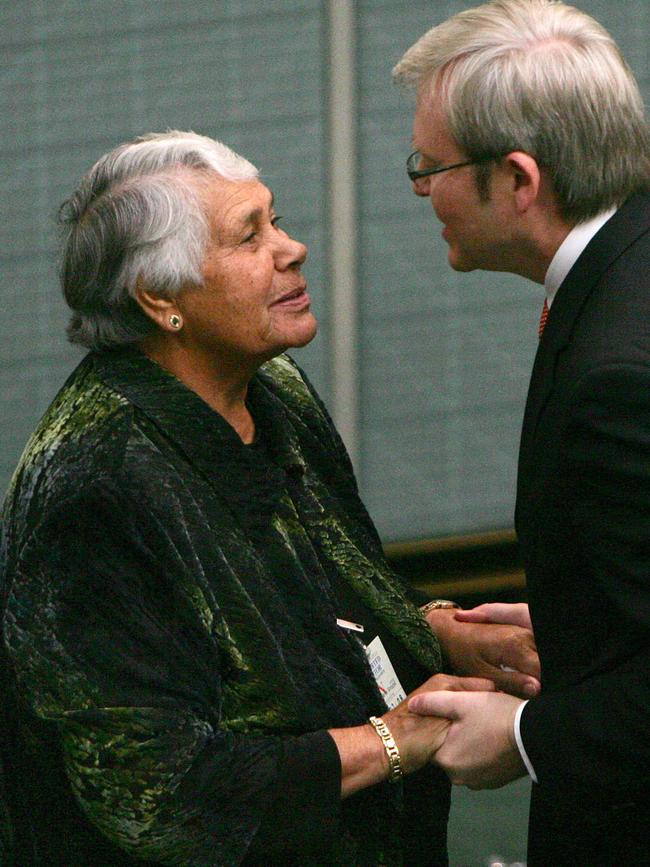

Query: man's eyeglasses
406,150,484,182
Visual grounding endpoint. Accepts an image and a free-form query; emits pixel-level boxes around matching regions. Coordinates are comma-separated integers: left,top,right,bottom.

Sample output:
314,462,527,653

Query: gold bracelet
368,715,403,784
419,599,460,616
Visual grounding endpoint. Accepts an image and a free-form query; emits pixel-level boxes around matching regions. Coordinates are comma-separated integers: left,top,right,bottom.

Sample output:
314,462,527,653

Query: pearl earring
169,314,182,329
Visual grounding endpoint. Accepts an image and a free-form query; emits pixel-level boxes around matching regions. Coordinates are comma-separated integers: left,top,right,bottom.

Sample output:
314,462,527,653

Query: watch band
419,599,460,616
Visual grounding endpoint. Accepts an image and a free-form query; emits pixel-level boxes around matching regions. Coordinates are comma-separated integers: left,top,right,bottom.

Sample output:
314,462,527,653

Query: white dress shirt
514,206,618,783
544,207,617,308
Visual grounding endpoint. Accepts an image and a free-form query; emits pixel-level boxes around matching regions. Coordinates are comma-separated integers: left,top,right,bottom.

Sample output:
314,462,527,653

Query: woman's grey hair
393,0,650,221
59,131,258,350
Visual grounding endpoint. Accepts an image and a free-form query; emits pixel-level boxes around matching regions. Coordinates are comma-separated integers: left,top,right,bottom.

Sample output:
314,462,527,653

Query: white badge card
336,617,365,634
365,635,407,710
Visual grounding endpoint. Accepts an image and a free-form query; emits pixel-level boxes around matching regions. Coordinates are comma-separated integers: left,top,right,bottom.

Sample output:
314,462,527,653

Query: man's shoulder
562,194,650,348
595,192,650,255
587,194,650,303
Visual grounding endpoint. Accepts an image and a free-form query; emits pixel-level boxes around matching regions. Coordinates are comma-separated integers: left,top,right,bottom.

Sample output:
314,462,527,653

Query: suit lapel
518,193,650,487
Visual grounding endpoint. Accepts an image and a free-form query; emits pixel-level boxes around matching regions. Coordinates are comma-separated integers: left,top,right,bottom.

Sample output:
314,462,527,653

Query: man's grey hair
393,0,650,221
59,131,258,350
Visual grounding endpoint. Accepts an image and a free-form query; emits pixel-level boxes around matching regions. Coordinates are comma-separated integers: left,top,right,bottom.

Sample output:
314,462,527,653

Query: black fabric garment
516,194,650,865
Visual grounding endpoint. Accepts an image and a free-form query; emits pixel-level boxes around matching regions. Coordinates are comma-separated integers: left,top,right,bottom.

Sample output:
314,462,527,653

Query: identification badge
336,617,365,634
364,635,406,710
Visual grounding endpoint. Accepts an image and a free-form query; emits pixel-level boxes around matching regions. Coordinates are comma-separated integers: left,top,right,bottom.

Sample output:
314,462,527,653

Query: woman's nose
277,234,307,269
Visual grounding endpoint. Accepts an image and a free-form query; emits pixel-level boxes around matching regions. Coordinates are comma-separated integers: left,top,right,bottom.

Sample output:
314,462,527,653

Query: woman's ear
504,151,541,214
135,281,183,333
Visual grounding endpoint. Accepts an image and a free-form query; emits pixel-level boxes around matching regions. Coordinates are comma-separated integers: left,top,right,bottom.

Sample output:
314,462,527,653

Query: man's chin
448,251,475,273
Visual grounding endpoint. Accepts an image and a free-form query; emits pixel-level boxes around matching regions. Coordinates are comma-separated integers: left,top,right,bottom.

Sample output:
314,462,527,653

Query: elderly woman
0,132,538,866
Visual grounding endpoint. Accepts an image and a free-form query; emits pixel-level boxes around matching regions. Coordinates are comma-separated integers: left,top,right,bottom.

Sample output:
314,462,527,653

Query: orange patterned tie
538,298,549,339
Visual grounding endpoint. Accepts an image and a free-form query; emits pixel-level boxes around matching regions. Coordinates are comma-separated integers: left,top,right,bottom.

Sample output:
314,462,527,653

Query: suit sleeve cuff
514,700,538,783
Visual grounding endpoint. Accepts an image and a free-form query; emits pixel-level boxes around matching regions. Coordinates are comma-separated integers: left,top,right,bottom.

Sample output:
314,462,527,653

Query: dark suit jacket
516,193,650,866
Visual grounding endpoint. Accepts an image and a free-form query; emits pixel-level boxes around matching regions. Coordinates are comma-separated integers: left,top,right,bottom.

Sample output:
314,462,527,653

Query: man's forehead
412,91,457,154
413,96,439,145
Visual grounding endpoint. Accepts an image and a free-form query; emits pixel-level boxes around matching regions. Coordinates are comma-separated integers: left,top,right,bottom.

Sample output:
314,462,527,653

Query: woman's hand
424,607,540,699
328,672,494,797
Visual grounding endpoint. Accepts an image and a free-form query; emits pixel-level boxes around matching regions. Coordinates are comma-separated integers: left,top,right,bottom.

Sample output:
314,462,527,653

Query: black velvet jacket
1,348,450,866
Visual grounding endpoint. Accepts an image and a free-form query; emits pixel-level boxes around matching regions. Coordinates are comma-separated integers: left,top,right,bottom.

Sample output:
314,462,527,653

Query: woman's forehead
202,177,273,235
207,177,271,214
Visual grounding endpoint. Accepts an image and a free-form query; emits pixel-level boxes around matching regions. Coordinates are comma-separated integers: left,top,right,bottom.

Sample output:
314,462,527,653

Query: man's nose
412,176,431,197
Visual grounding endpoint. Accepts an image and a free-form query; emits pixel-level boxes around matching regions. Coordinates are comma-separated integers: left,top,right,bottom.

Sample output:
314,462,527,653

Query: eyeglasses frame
406,150,493,182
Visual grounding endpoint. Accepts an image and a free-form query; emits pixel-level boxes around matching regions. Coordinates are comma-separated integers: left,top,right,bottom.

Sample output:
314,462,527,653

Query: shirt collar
544,207,618,307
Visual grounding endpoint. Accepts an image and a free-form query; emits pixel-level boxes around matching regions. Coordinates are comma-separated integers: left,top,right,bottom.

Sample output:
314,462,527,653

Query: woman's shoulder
4,355,136,516
260,354,312,398
259,355,331,424
257,354,357,482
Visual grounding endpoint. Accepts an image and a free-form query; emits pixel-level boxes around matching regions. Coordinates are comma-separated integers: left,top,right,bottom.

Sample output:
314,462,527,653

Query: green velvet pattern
1,348,446,865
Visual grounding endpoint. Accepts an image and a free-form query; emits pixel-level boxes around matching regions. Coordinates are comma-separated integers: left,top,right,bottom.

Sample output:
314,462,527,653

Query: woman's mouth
272,287,311,309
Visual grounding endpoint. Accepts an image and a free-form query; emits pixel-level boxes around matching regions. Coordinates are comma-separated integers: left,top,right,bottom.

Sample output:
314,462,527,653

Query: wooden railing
384,528,526,603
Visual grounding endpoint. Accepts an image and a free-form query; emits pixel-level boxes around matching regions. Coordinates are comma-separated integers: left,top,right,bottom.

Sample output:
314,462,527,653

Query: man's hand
408,690,527,789
424,607,540,698
382,672,496,774
455,602,533,630
329,673,495,797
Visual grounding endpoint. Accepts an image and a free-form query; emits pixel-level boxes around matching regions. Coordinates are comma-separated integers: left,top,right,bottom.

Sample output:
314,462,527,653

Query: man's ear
504,151,541,213
135,281,182,333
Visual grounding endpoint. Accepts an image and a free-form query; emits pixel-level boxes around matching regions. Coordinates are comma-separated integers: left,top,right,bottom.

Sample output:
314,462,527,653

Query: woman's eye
241,216,282,244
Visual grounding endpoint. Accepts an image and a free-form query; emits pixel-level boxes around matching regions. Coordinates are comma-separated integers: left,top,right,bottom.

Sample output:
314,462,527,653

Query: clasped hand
407,602,537,789
383,672,496,776
424,602,540,699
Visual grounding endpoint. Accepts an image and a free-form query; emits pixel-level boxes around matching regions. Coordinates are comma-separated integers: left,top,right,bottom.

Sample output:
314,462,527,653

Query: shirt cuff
514,700,538,783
